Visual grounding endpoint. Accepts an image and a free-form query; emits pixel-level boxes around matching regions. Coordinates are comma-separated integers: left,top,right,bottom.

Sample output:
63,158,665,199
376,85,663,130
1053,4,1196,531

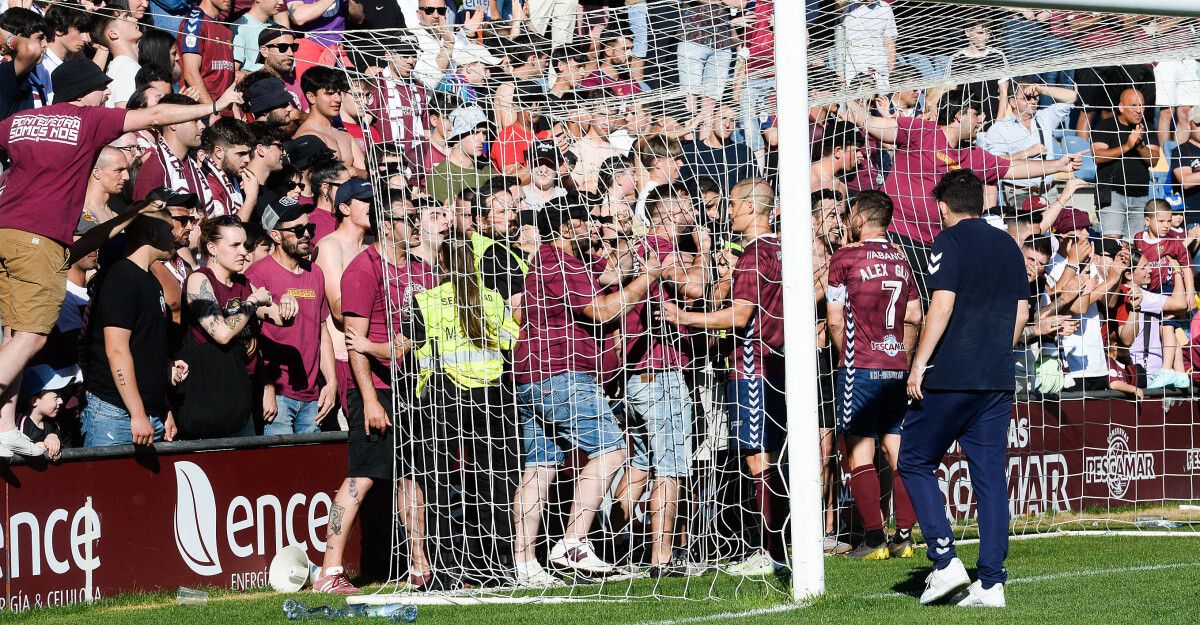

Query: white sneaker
955,580,1006,608
548,539,615,575
920,557,970,605
722,549,782,576
0,429,45,457
514,561,566,588
822,535,852,554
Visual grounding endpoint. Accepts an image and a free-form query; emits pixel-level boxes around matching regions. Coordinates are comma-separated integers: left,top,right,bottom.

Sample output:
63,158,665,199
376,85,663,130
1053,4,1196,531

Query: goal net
329,0,1200,605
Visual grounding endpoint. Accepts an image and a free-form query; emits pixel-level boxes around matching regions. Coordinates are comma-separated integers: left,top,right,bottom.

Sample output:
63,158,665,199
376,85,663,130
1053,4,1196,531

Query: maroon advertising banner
0,440,359,612
940,397,1200,520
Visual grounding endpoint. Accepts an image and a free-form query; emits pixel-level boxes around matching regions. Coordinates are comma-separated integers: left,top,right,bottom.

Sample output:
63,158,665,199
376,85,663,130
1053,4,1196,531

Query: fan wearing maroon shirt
316,202,439,594
178,0,236,105
825,190,922,561
661,177,784,576
0,59,241,458
510,197,662,584
845,88,1082,292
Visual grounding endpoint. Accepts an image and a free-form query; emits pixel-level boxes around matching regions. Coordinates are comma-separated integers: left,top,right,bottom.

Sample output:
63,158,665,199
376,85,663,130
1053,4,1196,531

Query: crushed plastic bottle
284,599,417,622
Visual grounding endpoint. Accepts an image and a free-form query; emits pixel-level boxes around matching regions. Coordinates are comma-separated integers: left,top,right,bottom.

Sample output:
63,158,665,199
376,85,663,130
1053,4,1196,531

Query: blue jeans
626,371,692,478
81,392,165,447
516,372,625,466
739,77,775,153
677,41,732,101
264,395,320,435
899,390,1011,585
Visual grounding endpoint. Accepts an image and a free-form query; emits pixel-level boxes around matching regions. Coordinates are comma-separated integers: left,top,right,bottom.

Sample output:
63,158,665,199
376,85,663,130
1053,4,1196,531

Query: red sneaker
313,571,359,595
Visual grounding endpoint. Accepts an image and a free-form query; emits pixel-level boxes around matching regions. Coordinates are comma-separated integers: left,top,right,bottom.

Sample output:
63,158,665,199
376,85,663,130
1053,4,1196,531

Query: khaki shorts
0,229,68,335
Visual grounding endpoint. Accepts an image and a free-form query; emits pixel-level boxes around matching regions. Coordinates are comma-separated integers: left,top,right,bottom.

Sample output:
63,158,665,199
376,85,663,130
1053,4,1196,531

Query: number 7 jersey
825,239,918,371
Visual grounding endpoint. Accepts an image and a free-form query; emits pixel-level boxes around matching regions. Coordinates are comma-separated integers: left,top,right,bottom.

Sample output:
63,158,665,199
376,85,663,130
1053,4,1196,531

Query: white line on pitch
631,602,810,625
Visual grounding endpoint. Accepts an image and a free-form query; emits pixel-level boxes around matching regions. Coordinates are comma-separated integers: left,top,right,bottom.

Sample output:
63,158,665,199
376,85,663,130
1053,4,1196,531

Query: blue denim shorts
516,372,625,466
264,395,321,435
626,371,692,478
835,367,907,438
81,392,164,447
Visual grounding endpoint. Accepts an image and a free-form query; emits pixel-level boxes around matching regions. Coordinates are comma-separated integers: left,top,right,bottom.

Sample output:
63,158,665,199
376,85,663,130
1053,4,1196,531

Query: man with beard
240,123,289,223
199,117,255,219
845,88,1082,292
512,197,662,583
145,188,200,349
256,28,304,109
243,77,300,132
133,93,210,201
295,65,368,178
246,198,338,435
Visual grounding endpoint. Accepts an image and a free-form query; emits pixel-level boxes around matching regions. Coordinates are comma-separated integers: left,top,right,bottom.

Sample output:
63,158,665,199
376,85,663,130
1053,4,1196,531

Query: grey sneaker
823,535,852,554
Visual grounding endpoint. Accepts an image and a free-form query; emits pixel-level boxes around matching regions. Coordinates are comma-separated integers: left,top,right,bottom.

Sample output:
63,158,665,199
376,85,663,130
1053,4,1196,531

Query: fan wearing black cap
246,197,338,435
243,76,300,130
0,60,241,457
427,104,496,204
255,28,303,107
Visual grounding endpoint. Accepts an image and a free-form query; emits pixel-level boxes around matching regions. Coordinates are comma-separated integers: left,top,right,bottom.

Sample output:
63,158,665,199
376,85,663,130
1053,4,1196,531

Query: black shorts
346,388,397,481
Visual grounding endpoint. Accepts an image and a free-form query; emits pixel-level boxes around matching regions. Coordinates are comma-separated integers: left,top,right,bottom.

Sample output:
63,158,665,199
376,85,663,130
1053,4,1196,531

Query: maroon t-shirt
245,256,329,401
513,244,604,385
178,7,235,99
309,206,337,245
730,234,784,381
340,245,436,390
0,104,127,243
883,116,1010,244
624,235,689,372
826,239,918,370
1134,231,1189,292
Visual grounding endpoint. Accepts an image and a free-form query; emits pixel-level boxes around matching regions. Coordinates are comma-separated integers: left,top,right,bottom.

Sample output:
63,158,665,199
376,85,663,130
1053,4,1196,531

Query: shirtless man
314,177,371,420
82,147,131,226
295,65,368,179
810,120,863,199
145,188,200,347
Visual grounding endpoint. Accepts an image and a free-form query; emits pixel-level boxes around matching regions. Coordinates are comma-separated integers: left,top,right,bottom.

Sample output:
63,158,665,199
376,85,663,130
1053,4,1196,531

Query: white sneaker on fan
514,560,565,588
0,429,45,457
549,538,615,575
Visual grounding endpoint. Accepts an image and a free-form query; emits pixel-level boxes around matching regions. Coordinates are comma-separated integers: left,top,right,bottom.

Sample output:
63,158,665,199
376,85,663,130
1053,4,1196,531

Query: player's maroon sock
751,470,779,559
848,465,885,546
892,472,917,537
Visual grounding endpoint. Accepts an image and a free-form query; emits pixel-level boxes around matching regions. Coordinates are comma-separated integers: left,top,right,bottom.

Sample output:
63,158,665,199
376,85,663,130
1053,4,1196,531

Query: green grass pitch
3,535,1198,624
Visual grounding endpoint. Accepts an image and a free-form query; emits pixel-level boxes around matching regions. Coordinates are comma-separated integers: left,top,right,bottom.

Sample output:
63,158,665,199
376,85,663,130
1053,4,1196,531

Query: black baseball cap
537,195,590,238
334,178,373,207
245,77,293,115
283,135,336,171
531,141,562,169
147,187,199,209
261,195,312,231
52,59,112,103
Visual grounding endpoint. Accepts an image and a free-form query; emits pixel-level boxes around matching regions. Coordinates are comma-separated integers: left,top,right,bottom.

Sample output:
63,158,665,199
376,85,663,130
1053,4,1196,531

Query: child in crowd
18,365,74,461
1134,200,1194,388
1106,330,1144,399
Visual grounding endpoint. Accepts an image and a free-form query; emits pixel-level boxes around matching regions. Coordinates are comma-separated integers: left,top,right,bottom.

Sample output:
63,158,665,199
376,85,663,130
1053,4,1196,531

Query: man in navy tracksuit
900,169,1029,608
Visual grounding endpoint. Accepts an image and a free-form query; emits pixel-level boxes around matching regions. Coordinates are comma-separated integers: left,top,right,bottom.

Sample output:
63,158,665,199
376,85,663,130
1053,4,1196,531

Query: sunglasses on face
265,43,300,53
276,223,317,238
283,180,303,190
171,214,199,226
419,6,447,15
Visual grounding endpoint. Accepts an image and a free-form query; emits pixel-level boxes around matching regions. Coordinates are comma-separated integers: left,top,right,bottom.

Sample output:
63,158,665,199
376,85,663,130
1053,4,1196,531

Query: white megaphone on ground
269,545,319,593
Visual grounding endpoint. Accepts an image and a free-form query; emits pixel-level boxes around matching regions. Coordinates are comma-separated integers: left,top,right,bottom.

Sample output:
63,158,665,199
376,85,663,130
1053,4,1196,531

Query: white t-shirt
1043,254,1108,380
841,2,898,84
105,55,141,107
1154,58,1200,107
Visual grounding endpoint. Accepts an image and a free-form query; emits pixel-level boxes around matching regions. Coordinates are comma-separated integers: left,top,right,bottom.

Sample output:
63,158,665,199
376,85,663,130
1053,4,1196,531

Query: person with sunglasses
256,28,305,110
239,123,290,221
233,0,288,74
246,198,338,436
980,82,1079,211
145,188,202,350
411,0,484,91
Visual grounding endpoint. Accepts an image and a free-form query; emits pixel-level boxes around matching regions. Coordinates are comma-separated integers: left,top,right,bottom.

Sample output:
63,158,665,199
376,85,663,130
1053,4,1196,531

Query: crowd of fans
0,0,1196,591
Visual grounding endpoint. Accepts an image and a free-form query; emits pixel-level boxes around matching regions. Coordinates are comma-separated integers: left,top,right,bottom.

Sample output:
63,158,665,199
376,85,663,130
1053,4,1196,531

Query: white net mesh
42,0,1200,605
